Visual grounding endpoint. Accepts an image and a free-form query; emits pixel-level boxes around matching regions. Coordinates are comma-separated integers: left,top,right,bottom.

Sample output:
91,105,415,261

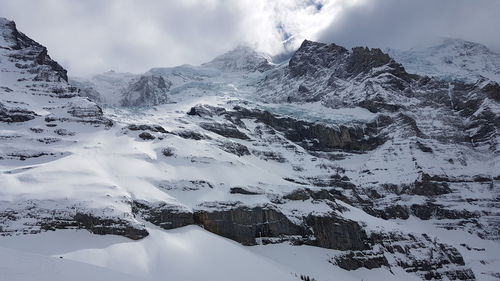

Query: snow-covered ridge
202,45,274,72
386,38,500,83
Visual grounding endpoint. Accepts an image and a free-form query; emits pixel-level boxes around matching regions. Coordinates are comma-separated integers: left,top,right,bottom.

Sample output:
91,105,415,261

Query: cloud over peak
1,0,498,76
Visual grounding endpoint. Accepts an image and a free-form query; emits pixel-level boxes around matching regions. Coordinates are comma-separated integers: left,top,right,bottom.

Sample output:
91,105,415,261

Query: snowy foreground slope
1,17,499,281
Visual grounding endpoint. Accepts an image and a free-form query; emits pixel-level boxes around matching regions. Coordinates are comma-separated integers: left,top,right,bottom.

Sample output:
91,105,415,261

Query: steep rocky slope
1,17,499,281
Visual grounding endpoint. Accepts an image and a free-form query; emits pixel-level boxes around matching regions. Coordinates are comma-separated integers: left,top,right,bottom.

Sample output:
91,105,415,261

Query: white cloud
318,0,500,52
1,0,499,76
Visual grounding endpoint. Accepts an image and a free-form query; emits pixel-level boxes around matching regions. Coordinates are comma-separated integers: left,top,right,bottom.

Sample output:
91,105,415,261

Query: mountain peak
0,17,67,82
202,45,273,72
0,17,13,27
289,39,403,79
289,40,348,77
435,37,492,55
0,17,19,49
0,17,39,51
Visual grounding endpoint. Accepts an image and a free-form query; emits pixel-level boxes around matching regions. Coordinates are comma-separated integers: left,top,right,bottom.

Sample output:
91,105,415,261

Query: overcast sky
1,0,499,76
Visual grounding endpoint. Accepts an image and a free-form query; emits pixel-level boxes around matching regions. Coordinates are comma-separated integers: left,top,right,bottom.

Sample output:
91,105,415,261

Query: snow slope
0,226,299,281
3,224,460,281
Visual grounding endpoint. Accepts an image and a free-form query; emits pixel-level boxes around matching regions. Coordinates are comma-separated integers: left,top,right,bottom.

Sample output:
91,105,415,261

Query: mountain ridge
386,37,500,83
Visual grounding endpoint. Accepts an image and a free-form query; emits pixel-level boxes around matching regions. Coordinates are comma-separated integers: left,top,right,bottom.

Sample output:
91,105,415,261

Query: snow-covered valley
1,16,499,281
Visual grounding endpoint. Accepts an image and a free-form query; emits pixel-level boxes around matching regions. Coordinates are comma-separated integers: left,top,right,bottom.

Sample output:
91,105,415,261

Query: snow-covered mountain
68,47,273,107
69,71,170,107
386,38,500,83
1,17,499,281
202,45,274,72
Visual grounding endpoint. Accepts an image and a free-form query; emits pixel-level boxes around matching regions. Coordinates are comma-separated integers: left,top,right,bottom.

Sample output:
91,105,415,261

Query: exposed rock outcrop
335,231,476,281
305,215,367,250
230,106,386,152
193,205,306,246
132,201,194,230
0,200,148,240
218,141,251,156
199,122,250,140
121,75,171,106
1,18,67,82
0,102,37,122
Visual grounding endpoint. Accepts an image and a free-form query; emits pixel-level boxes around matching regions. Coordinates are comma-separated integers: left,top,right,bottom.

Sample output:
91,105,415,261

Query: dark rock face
67,102,104,119
284,122,360,151
173,130,210,140
187,104,227,117
193,206,306,246
365,198,482,223
410,203,479,220
1,19,38,50
283,189,311,201
231,106,385,152
159,180,215,191
334,251,389,270
364,232,475,280
411,174,452,196
251,149,287,162
161,147,175,157
218,141,251,156
185,104,387,154
190,204,368,251
0,202,148,240
379,174,452,197
1,19,68,82
126,124,168,134
306,174,356,189
121,75,171,106
4,151,54,161
283,188,338,202
229,187,261,195
345,47,393,76
199,122,250,139
132,201,194,230
139,132,155,140
481,81,500,102
289,40,348,78
67,213,148,240
185,104,388,155
357,99,402,113
305,215,368,250
0,103,37,122
309,189,339,201
33,47,69,82
44,113,113,128
53,128,75,136
281,40,418,107
416,141,433,153
365,205,410,220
